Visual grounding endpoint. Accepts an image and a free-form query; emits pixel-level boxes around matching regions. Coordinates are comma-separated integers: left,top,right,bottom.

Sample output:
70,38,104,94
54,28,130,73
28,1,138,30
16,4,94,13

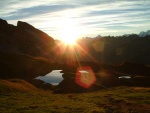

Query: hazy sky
1,0,150,40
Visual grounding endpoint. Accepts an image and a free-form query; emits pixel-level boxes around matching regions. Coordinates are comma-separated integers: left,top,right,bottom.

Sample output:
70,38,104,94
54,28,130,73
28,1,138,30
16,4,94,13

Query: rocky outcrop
54,71,104,93
0,18,55,58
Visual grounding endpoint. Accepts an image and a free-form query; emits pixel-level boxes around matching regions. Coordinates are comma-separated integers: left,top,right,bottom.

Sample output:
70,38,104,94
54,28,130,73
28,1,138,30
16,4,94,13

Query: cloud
2,4,78,20
1,0,150,39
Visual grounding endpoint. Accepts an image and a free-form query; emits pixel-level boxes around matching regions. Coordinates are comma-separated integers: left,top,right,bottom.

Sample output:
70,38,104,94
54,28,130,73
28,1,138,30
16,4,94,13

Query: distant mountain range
1,18,150,66
123,30,150,37
138,30,150,37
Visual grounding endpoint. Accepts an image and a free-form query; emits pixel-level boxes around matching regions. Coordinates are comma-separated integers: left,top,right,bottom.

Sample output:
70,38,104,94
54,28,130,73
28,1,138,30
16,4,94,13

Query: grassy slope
0,79,150,113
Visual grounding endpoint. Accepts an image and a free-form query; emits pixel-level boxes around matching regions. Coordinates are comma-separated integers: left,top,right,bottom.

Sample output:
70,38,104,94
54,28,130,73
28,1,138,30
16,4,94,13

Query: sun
60,28,79,45
58,19,82,45
60,26,80,45
62,37,76,45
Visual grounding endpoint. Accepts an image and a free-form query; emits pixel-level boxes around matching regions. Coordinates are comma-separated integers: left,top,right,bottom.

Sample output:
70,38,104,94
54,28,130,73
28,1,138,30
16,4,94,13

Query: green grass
0,79,150,113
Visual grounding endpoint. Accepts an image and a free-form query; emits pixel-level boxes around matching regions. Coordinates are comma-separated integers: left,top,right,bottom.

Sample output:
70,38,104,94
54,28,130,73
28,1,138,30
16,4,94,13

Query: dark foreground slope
0,52,53,80
0,79,150,113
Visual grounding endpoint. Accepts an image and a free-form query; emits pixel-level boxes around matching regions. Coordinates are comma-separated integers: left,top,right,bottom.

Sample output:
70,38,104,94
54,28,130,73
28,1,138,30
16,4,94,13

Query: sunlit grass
0,80,150,113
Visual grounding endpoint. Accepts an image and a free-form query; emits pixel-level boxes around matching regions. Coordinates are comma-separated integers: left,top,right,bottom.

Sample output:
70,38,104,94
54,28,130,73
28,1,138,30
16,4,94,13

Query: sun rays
52,17,100,66
53,39,98,67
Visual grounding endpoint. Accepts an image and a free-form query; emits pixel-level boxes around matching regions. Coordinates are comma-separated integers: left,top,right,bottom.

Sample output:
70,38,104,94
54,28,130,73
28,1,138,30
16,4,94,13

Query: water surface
119,76,131,79
35,70,63,85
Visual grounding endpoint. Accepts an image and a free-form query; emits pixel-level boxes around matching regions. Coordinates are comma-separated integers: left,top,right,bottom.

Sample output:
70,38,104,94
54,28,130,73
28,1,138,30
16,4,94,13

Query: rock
29,79,55,90
54,78,85,93
54,73,104,93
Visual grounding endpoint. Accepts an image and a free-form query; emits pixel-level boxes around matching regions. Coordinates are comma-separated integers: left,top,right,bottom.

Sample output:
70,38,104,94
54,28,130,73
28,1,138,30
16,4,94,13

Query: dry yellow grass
0,79,150,113
0,79,40,93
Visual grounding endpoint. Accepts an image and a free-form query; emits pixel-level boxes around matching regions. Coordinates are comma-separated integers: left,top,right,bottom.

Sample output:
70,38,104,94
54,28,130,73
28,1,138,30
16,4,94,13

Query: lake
35,70,64,85
35,70,132,86
119,76,131,79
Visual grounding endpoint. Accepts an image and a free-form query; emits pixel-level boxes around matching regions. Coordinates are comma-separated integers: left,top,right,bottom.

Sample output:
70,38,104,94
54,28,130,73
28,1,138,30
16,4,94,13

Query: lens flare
75,66,96,88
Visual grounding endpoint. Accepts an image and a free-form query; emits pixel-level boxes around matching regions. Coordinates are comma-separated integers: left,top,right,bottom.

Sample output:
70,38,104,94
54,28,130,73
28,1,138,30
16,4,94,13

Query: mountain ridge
139,30,150,37
0,18,55,59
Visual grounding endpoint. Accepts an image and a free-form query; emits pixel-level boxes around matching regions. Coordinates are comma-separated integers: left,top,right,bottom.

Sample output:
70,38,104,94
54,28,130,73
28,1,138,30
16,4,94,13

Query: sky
1,0,150,40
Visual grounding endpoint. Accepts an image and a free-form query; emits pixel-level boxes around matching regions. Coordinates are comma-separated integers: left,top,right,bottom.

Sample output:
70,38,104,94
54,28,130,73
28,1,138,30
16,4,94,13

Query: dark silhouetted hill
0,18,55,58
74,35,150,65
0,19,56,88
